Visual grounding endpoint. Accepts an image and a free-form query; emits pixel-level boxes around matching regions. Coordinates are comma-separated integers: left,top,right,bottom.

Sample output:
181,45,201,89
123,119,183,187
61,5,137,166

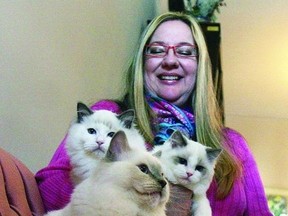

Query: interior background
1,0,287,190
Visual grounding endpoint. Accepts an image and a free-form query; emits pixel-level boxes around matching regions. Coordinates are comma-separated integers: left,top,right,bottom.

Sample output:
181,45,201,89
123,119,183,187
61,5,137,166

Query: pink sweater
35,100,272,215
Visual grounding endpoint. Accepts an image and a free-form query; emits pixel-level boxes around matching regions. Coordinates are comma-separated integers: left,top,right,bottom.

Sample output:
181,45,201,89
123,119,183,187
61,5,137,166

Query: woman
36,12,272,215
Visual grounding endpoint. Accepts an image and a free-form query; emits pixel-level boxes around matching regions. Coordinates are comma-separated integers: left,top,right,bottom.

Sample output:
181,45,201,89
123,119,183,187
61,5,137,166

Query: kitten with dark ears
153,130,222,216
45,131,169,216
66,102,146,185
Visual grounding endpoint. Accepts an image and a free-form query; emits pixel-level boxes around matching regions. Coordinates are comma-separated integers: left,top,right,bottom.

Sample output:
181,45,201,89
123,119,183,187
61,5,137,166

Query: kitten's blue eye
137,164,150,174
87,128,96,134
178,157,187,166
196,165,205,172
107,132,115,137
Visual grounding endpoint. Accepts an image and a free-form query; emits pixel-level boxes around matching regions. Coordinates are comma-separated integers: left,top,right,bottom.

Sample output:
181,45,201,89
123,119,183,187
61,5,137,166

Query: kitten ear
206,148,222,162
170,130,187,148
77,102,93,123
117,109,135,129
105,130,131,162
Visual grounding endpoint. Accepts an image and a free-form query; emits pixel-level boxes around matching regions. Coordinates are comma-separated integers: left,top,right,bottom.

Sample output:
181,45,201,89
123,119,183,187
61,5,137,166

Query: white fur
153,131,221,216
66,109,146,185
45,131,169,216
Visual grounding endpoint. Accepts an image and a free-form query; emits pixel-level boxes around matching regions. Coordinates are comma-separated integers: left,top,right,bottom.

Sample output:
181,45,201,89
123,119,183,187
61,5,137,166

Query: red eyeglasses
145,43,198,58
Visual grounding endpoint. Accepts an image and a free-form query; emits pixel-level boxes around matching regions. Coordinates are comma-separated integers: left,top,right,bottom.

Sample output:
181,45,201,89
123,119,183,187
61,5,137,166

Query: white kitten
45,131,169,216
153,130,222,216
66,102,146,185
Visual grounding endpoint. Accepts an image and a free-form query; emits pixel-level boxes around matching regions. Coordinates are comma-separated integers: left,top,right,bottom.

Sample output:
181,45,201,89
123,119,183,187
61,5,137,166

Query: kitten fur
153,130,222,216
66,102,146,185
45,131,169,216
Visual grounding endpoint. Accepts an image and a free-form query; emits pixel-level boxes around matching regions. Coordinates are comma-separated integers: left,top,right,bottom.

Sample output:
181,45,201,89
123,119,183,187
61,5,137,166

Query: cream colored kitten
66,102,146,185
45,131,169,216
153,130,222,216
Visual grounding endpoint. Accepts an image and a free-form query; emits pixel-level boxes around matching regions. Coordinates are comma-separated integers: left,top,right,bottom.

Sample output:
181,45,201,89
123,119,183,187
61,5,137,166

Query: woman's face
144,20,198,107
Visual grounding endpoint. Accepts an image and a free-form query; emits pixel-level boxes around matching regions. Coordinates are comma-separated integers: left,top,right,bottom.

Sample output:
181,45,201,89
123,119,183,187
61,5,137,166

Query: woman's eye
177,45,198,56
148,46,165,54
87,128,96,134
107,132,115,137
178,157,187,166
137,164,150,174
177,47,193,56
196,165,205,172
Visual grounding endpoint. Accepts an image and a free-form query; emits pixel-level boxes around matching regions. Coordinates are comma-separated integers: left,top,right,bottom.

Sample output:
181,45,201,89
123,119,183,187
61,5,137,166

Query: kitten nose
96,141,104,146
158,179,167,188
187,172,193,178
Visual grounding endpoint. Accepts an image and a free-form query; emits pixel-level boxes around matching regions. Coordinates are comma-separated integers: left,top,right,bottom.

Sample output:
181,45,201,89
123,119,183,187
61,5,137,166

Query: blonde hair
123,12,241,199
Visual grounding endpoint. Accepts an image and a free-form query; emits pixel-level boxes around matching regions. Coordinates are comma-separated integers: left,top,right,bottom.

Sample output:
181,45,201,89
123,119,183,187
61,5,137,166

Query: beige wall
0,1,157,172
1,0,287,190
219,0,288,190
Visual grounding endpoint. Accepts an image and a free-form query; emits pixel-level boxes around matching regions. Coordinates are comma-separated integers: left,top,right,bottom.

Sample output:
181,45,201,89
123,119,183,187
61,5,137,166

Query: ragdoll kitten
153,130,222,216
66,102,146,185
45,131,169,216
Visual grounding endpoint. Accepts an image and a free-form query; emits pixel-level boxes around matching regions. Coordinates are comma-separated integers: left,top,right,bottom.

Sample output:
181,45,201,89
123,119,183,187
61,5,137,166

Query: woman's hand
166,182,193,216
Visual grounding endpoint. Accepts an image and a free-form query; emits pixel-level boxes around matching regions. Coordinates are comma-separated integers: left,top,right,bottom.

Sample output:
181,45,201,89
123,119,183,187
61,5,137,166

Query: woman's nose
161,49,179,68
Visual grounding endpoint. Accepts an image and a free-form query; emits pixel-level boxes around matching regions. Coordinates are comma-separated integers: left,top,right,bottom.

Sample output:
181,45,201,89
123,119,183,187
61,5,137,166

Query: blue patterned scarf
146,93,196,145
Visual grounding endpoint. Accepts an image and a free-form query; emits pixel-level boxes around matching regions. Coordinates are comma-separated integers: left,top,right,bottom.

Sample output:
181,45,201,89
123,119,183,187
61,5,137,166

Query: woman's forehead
150,20,194,44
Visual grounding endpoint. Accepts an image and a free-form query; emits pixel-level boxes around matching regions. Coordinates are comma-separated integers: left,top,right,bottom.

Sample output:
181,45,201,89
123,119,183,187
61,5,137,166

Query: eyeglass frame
144,42,198,58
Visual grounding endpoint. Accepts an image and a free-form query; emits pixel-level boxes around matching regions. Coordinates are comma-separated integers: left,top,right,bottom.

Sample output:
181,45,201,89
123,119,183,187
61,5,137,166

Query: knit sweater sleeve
225,128,273,215
35,100,122,212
